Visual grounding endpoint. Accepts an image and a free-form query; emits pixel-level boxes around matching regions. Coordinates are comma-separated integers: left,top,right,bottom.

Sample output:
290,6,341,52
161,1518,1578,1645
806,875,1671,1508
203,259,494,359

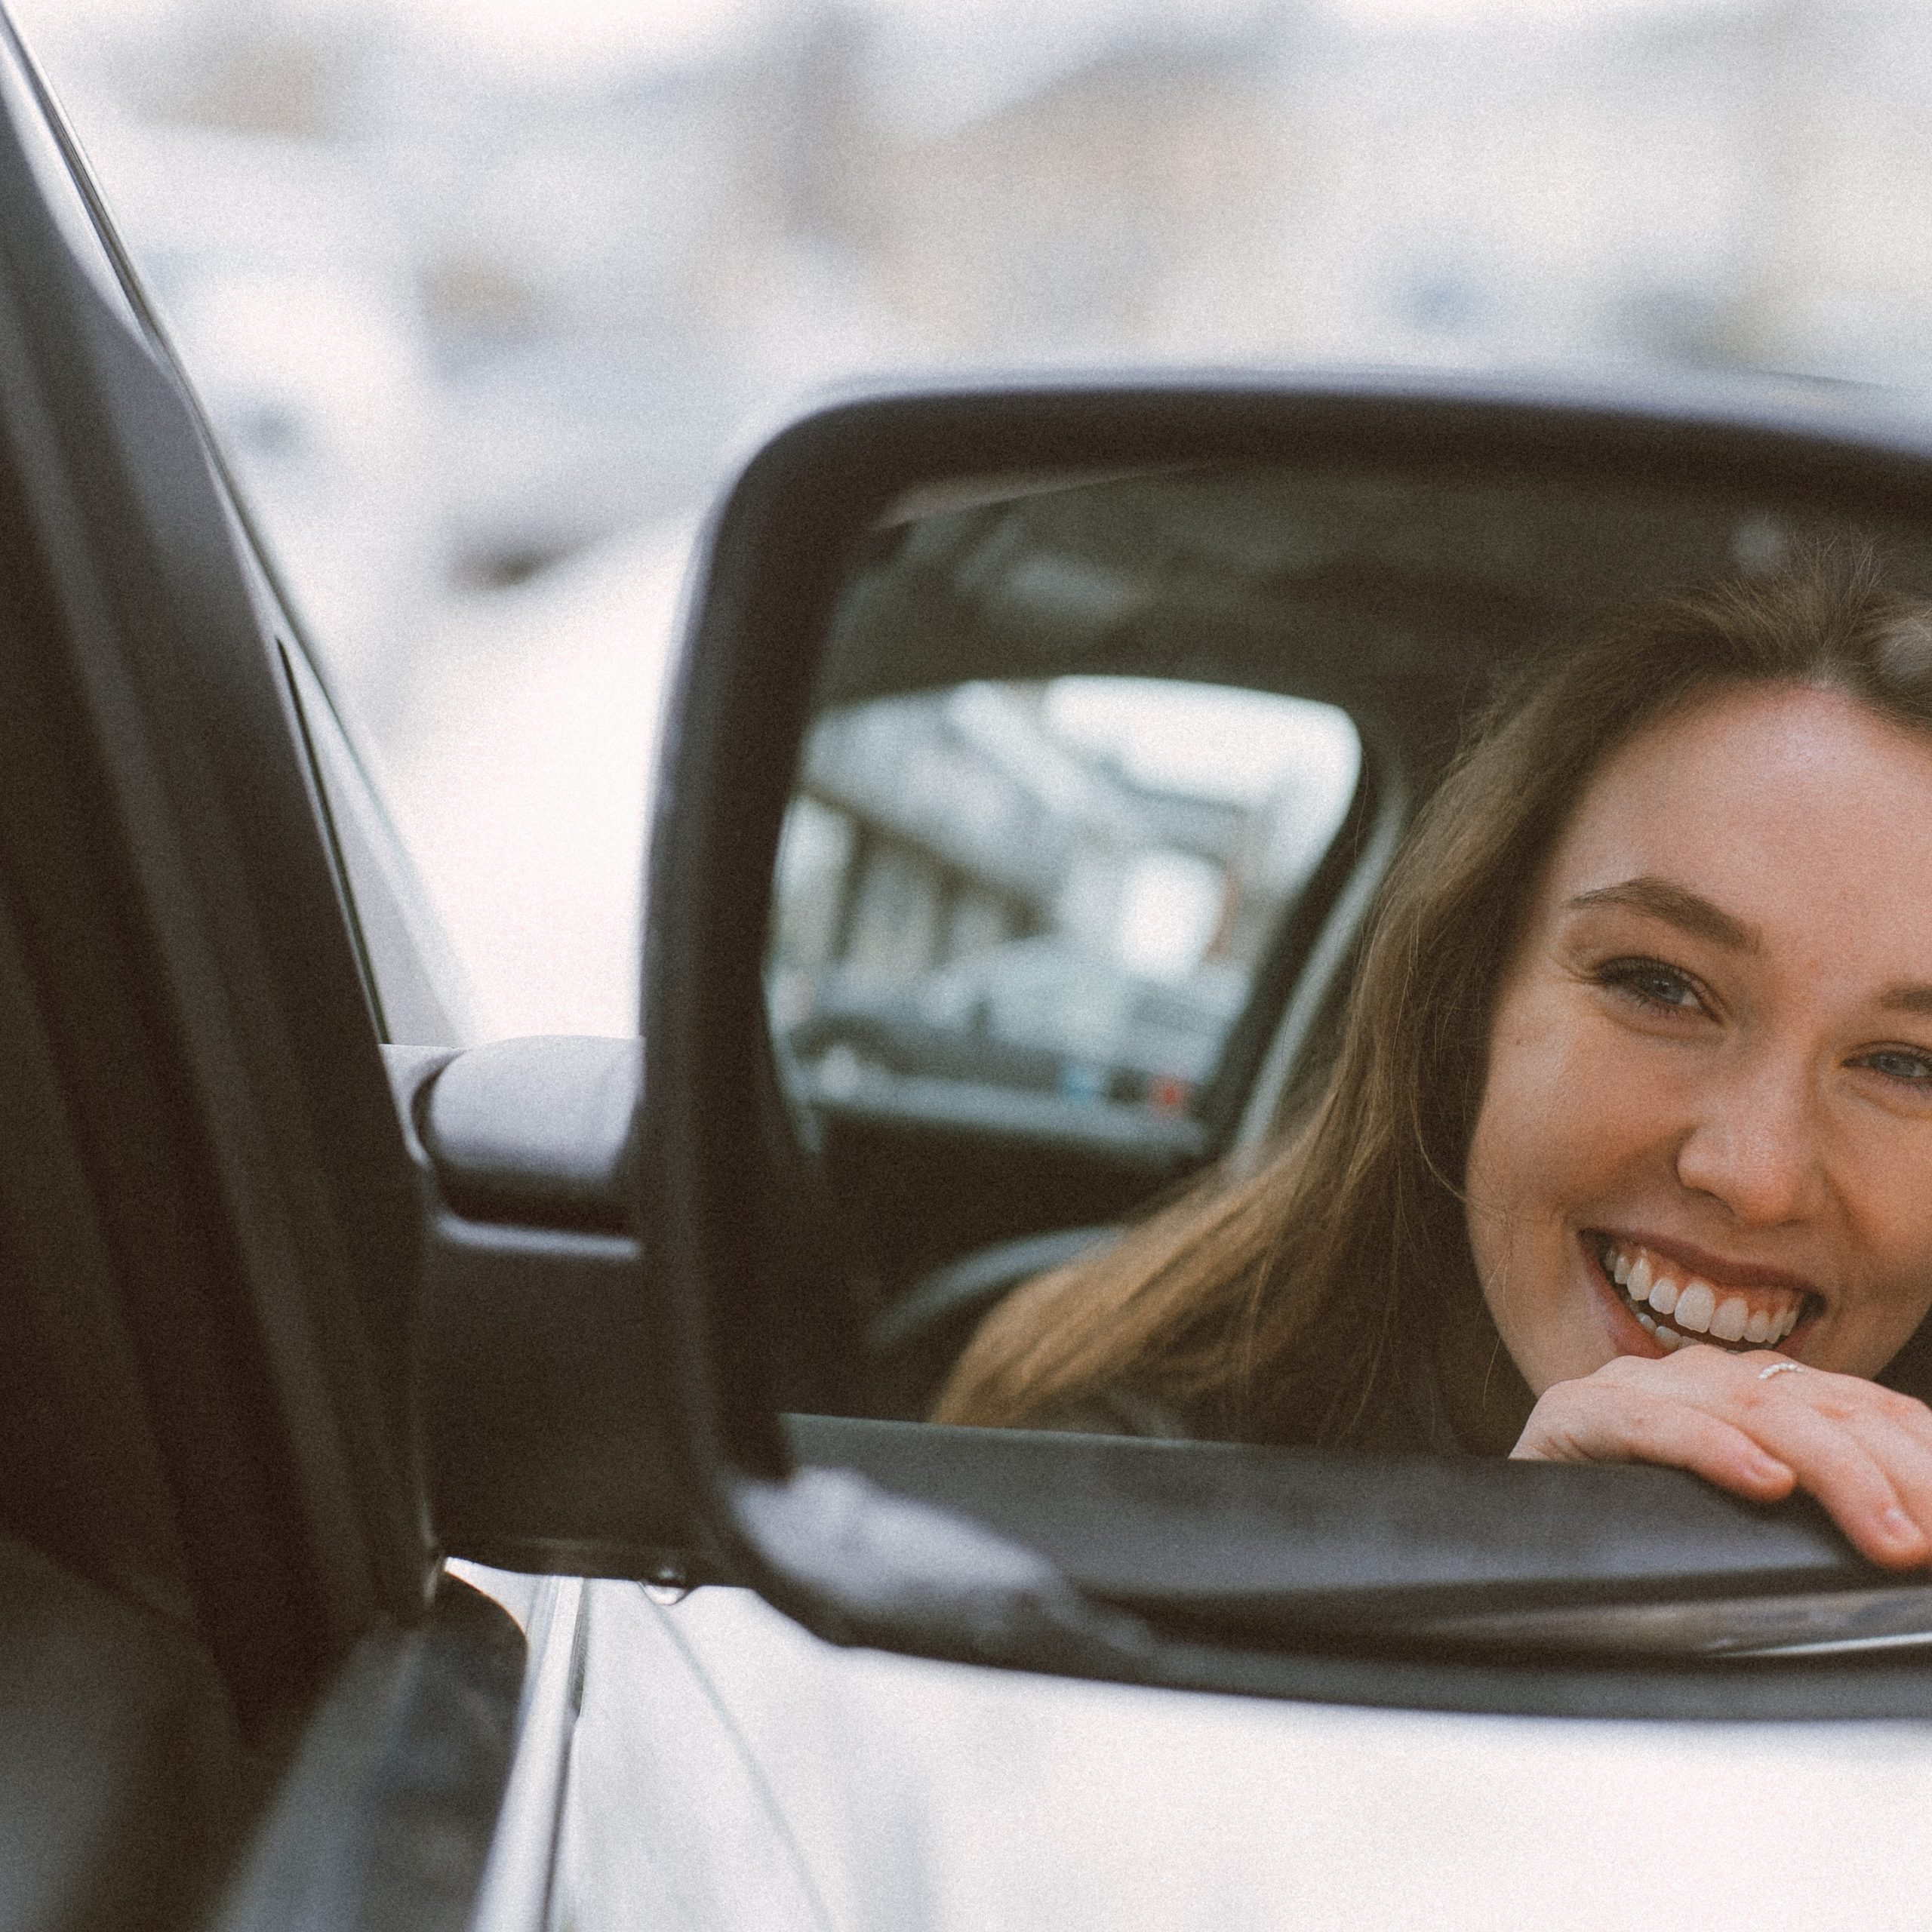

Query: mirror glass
764,458,1932,1428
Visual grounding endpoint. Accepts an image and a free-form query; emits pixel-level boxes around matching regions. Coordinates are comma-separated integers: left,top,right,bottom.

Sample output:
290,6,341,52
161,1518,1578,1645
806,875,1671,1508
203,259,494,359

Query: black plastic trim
414,1037,640,1235
787,1416,1884,1624
762,1417,1932,1721
210,1575,525,1932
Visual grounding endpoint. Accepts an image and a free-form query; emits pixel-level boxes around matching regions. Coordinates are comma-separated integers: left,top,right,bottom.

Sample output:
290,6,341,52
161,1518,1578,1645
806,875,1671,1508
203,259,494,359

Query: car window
279,641,480,1046
771,678,1359,1126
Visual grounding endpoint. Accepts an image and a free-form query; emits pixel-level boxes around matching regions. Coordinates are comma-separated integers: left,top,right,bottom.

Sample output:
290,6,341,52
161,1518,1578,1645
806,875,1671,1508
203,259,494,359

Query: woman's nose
1672,1058,1822,1225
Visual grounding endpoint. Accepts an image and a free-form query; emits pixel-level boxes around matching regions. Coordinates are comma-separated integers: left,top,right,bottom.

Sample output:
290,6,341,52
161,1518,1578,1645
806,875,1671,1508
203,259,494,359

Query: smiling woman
937,548,1932,1572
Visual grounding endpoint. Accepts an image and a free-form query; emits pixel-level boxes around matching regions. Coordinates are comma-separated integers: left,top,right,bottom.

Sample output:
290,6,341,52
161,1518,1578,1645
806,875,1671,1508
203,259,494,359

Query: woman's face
1465,680,1932,1395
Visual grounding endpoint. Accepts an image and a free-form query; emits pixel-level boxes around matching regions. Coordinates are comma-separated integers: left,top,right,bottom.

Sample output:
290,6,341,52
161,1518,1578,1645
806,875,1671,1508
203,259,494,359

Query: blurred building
46,0,1932,654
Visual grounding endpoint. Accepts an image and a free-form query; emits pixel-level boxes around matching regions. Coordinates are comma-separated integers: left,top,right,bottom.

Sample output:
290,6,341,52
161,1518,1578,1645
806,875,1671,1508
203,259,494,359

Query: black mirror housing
441,374,1932,1715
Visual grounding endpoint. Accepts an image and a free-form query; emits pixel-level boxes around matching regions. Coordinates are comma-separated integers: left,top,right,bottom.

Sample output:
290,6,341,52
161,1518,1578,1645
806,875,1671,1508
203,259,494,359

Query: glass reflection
771,677,1358,1128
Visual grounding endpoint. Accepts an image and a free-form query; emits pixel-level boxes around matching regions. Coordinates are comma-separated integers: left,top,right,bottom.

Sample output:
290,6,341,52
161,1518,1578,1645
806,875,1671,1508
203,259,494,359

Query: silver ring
1758,1360,1807,1380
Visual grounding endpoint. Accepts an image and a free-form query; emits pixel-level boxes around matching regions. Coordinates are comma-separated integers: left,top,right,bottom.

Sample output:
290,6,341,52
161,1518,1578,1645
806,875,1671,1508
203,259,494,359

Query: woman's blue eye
1861,1049,1932,1084
1601,960,1701,1012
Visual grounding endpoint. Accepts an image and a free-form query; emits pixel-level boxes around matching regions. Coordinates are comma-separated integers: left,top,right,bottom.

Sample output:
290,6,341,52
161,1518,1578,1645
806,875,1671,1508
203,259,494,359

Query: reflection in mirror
771,678,1358,1131
766,461,1932,1515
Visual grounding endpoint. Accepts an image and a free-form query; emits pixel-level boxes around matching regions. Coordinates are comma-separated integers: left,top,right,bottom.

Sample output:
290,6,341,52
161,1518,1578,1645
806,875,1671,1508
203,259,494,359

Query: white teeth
1609,1241,1811,1351
1711,1295,1749,1343
1675,1282,1716,1333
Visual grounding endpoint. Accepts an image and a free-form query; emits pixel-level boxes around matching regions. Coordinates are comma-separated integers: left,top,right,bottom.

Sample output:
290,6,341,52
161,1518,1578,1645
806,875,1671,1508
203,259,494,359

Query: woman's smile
1463,679,1932,1401
1580,1231,1814,1354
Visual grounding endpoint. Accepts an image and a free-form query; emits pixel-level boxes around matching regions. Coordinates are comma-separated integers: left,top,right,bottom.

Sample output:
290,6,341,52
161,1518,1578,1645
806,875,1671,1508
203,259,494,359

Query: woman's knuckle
1812,1389,1864,1425
1595,1355,1651,1386
1873,1386,1929,1425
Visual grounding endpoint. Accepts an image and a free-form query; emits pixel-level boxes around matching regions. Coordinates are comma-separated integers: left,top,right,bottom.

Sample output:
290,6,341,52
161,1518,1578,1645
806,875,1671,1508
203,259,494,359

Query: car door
0,17,565,1928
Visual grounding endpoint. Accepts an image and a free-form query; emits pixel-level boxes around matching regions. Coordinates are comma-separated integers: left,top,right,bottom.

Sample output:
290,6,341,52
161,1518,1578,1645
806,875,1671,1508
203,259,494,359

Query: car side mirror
414,374,1932,1718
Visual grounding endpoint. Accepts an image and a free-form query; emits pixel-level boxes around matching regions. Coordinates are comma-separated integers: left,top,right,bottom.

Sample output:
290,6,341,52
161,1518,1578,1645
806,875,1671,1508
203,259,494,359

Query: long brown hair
934,549,1932,1443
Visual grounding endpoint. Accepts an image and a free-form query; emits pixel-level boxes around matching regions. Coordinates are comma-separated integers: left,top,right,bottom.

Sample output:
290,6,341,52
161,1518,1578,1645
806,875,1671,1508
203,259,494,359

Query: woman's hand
1512,1346,1932,1570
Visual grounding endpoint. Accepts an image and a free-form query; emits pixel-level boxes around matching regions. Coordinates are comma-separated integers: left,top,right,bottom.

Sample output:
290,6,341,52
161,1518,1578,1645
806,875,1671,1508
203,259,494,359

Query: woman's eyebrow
1568,881,1932,1018
1564,875,1759,952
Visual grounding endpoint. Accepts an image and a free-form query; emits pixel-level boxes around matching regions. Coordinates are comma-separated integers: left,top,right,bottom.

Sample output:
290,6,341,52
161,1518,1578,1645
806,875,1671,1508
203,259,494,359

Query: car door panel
0,1539,242,1932
210,1577,525,1932
0,16,545,1928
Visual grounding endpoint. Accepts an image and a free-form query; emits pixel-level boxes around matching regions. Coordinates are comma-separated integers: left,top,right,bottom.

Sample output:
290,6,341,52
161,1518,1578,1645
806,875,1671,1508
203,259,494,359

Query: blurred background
12,0,1930,1037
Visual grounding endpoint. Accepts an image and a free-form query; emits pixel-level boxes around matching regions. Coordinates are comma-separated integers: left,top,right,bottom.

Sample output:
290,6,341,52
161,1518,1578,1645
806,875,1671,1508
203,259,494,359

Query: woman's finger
1512,1377,1798,1499
1634,1346,1932,1554
1525,1352,1932,1570
1718,1357,1932,1566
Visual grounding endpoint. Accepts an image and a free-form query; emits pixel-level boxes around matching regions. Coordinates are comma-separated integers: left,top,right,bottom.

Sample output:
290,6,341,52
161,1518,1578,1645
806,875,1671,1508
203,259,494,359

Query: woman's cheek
1527,996,1684,1174
1477,995,1643,1209
1464,1009,1586,1309
1466,998,1676,1373
1815,1120,1932,1377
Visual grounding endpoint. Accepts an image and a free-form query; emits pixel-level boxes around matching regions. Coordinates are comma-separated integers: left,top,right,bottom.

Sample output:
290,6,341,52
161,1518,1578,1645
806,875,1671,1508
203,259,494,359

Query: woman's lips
1581,1231,1817,1355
